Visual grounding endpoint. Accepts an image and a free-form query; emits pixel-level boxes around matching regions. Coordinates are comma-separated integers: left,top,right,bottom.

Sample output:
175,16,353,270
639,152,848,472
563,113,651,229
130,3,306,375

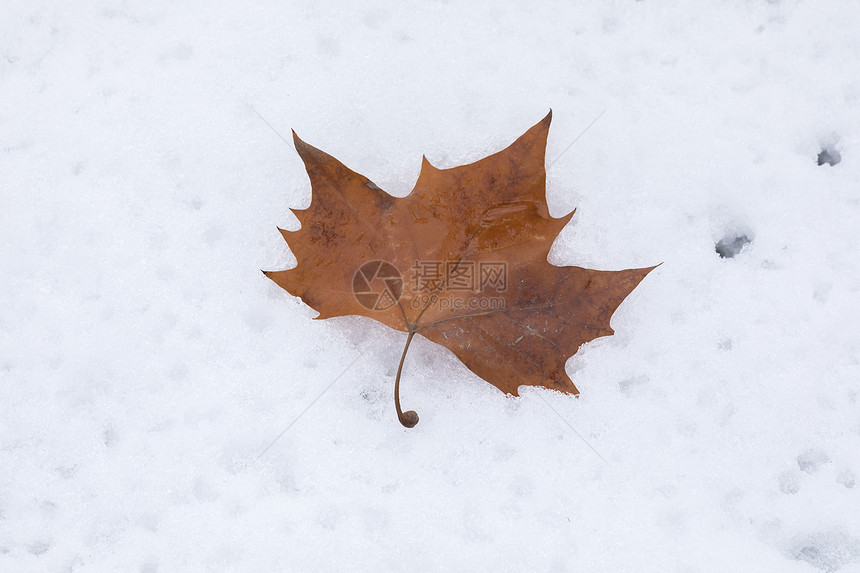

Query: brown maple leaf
264,111,655,427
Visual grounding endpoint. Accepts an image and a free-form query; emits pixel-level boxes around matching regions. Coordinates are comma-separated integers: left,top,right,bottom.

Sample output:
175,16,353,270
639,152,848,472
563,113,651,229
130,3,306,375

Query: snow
2,0,860,571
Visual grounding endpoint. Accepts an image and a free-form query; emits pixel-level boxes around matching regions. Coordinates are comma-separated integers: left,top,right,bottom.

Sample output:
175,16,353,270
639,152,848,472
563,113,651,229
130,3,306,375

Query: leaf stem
394,329,419,428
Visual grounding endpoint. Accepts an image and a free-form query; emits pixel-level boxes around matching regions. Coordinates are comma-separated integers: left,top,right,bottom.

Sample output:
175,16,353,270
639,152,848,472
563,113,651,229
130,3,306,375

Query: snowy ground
2,1,860,571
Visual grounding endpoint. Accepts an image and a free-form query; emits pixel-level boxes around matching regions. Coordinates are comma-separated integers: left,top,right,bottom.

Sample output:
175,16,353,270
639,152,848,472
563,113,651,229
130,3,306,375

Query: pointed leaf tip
420,154,438,175
291,130,318,159
514,110,553,153
291,129,304,150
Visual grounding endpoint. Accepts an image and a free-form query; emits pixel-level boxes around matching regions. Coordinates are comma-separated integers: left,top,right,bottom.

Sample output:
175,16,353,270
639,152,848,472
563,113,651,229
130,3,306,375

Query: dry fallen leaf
265,111,655,427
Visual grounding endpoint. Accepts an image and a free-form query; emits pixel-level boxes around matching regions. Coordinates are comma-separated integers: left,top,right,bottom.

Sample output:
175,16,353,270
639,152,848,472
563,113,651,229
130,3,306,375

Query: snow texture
2,1,860,571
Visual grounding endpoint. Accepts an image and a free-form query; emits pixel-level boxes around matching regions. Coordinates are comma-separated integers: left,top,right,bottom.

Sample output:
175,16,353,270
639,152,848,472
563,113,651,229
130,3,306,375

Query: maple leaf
264,112,655,427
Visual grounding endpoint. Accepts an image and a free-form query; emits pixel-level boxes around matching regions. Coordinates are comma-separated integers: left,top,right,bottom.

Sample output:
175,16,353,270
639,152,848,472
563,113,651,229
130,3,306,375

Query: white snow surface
2,1,860,571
